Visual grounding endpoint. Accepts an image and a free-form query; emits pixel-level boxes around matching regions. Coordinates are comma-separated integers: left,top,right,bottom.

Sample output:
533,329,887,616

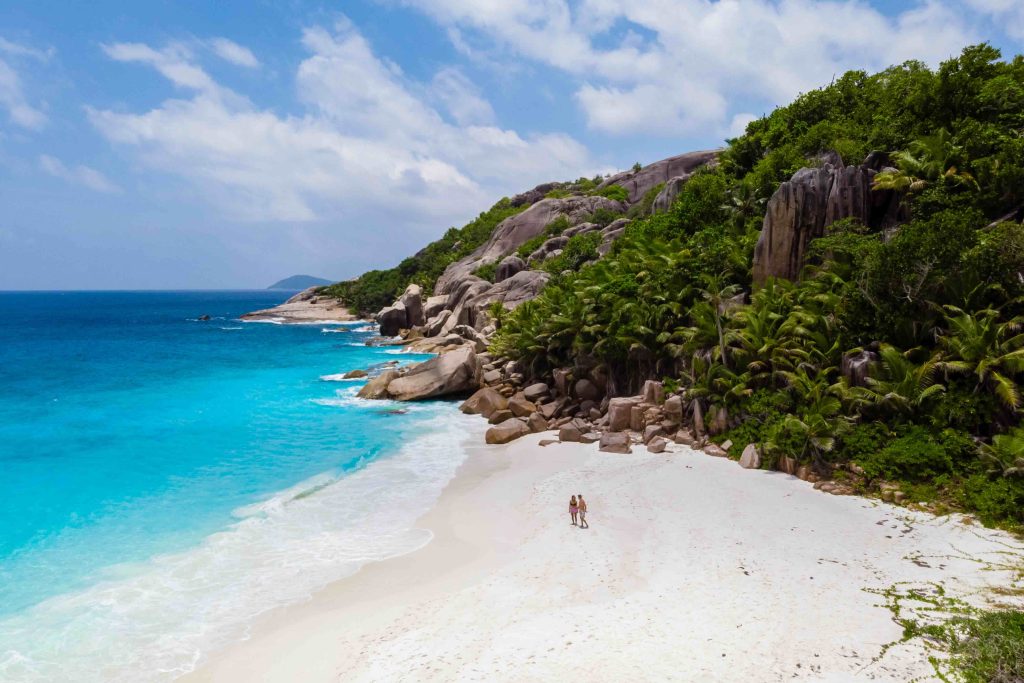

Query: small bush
592,184,629,202
958,473,1024,525
587,207,623,228
856,426,955,481
473,262,497,283
545,188,572,199
541,232,601,274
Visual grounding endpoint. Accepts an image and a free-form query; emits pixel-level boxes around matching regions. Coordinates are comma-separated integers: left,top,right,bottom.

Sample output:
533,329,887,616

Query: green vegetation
874,584,1024,682
493,45,1024,529
473,262,497,283
591,184,629,202
539,232,602,275
322,198,526,314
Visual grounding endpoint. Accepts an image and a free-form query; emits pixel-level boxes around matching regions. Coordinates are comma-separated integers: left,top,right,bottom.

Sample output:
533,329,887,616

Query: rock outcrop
651,175,689,214
385,347,479,401
485,417,531,444
751,153,907,283
434,195,625,295
597,149,721,203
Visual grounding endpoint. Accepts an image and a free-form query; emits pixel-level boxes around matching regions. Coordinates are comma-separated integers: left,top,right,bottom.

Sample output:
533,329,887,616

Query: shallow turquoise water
0,290,471,681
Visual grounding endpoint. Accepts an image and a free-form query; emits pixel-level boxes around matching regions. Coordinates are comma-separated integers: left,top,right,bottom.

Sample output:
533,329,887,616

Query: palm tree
696,273,742,370
720,183,766,232
872,128,979,194
937,306,1024,411
863,344,945,417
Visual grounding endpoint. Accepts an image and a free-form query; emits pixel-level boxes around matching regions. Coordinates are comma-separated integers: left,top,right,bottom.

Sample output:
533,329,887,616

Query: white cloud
398,0,977,136
963,0,1024,40
430,67,495,125
89,20,594,225
0,58,45,129
0,37,53,61
39,154,121,193
209,38,259,68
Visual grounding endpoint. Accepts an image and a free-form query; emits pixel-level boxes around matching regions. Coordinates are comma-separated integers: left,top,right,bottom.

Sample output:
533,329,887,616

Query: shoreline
240,287,357,324
182,430,1024,682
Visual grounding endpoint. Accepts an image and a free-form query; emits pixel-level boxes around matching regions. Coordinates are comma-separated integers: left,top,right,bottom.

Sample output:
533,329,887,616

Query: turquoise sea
0,290,478,681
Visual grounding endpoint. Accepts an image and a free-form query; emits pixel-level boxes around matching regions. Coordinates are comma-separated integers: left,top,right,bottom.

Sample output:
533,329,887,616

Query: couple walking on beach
569,495,588,529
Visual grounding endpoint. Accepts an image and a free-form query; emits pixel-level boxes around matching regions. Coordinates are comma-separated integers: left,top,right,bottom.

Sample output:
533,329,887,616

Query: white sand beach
183,436,1024,682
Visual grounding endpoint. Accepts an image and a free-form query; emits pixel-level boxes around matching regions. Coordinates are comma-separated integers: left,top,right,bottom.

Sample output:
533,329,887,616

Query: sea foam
0,412,483,683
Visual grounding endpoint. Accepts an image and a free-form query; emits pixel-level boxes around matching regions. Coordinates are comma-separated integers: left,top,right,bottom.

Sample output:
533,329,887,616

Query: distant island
266,275,333,290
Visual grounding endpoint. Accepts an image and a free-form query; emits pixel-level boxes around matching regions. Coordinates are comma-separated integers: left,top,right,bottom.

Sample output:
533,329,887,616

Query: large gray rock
647,436,669,453
385,347,479,401
642,380,664,405
752,156,907,283
663,395,683,421
460,387,508,418
841,349,878,387
357,369,399,400
423,295,448,320
399,284,424,327
751,165,835,284
458,270,551,329
599,432,632,454
423,309,454,337
739,443,762,469
607,397,639,432
597,149,720,204
523,383,550,402
495,255,526,283
434,195,625,295
486,418,531,444
574,379,601,402
377,303,407,337
652,174,691,214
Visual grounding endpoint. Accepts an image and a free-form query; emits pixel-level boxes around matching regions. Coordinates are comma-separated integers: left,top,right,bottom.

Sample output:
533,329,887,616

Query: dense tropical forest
488,44,1024,530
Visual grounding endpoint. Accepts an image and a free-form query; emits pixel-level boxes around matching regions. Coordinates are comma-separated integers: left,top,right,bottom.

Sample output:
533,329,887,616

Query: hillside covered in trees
330,44,1024,531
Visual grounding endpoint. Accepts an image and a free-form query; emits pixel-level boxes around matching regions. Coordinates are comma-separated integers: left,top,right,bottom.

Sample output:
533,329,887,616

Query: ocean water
0,291,480,681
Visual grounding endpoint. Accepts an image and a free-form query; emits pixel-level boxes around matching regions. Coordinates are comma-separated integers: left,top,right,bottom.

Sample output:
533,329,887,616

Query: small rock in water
198,314,211,321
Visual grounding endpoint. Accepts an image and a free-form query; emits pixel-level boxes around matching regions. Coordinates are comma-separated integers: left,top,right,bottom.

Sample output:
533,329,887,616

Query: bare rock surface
241,287,356,323
485,418,531,444
598,149,720,204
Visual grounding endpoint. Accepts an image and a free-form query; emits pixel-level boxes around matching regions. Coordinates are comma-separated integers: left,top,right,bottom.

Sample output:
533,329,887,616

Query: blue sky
0,0,1021,289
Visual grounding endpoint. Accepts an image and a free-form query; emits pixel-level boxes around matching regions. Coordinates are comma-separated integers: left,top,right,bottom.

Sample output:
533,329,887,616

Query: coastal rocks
527,413,549,433
357,369,400,400
703,443,728,458
385,347,479,401
608,397,639,432
663,395,683,421
739,444,762,469
508,394,537,418
460,387,508,418
485,417,531,444
523,383,549,402
597,149,721,204
343,369,368,379
423,295,448,320
399,284,424,327
599,432,632,454
647,436,669,453
574,379,601,402
643,424,666,444
558,418,589,442
674,429,697,447
377,303,407,337
642,380,664,405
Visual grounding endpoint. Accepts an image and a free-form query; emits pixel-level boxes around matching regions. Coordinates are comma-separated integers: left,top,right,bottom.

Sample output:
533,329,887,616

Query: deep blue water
0,291,471,681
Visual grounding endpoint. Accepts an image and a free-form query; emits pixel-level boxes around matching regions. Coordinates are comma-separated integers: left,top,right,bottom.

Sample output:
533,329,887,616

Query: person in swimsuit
578,494,588,529
569,495,578,526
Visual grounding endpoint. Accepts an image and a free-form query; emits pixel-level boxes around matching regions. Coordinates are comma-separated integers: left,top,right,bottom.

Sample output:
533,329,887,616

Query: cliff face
751,153,907,283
